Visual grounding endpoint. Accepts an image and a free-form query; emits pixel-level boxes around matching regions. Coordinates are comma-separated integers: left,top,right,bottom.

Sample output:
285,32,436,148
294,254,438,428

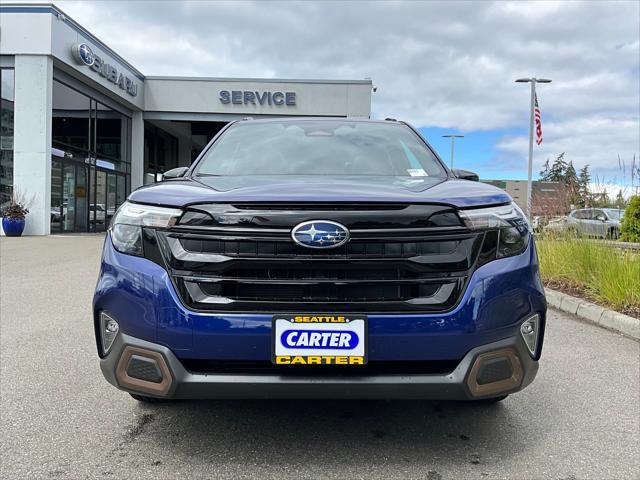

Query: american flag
534,93,543,145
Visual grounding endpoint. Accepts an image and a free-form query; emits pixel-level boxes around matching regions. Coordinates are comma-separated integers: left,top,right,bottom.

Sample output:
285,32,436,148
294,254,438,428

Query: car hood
128,175,511,209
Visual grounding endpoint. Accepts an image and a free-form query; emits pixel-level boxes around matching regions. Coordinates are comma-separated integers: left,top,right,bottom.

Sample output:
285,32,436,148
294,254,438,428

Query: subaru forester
94,118,546,403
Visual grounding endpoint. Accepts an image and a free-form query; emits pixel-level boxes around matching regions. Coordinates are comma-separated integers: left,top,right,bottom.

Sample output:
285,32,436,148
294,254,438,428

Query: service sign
272,314,367,365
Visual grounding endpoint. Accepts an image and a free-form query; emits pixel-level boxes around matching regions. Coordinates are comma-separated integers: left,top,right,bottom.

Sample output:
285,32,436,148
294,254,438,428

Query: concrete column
130,111,144,190
12,55,53,235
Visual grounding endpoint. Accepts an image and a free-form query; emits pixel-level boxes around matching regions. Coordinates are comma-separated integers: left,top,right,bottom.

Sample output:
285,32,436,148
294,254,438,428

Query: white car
90,204,106,224
542,216,568,235
566,208,623,238
531,216,541,232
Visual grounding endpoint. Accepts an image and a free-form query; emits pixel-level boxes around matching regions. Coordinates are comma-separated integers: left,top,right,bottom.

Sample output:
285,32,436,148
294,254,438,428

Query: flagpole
527,81,536,220
515,77,552,220
442,134,464,169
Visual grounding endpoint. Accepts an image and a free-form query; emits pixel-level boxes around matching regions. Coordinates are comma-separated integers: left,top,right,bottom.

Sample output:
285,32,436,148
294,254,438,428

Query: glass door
106,173,117,226
92,169,107,232
58,161,89,233
62,163,76,232
75,166,88,232
51,159,62,232
51,80,132,233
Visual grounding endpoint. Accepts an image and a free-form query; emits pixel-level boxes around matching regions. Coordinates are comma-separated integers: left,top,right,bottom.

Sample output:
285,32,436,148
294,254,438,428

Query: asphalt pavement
1,235,639,479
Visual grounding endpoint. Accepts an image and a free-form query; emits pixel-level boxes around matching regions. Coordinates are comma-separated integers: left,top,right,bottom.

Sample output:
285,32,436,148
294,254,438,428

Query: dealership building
0,3,373,235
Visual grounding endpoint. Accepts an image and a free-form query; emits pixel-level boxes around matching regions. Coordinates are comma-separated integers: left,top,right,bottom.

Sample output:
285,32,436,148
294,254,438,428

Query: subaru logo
72,43,95,66
291,220,350,249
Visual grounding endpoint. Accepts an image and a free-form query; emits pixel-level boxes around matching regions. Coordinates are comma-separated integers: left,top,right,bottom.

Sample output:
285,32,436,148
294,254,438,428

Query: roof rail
384,117,397,122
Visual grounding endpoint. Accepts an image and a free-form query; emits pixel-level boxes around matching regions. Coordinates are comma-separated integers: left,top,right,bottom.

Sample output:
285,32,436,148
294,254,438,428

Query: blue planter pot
2,217,26,237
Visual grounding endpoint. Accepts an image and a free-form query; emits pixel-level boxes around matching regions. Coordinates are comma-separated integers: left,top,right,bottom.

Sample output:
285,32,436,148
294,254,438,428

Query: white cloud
50,0,639,184
496,115,639,183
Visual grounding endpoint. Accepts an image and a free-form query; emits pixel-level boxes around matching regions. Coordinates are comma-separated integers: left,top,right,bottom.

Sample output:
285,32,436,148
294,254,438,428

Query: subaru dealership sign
72,43,138,97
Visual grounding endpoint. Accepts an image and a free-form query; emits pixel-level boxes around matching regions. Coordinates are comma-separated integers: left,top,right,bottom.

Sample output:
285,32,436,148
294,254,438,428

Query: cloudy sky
56,0,640,189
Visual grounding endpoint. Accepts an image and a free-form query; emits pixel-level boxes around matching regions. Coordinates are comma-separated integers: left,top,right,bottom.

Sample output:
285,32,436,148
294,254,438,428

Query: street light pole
515,77,551,219
442,134,464,169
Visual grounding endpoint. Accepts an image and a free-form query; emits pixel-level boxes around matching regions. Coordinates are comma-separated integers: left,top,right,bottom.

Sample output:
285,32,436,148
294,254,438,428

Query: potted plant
1,191,32,237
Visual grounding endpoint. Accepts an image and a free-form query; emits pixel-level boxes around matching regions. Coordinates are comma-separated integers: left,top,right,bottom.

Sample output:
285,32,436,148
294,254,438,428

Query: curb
545,288,639,340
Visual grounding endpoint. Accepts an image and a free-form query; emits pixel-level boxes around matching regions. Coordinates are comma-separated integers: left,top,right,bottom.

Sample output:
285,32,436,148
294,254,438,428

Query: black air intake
476,357,514,385
126,355,163,383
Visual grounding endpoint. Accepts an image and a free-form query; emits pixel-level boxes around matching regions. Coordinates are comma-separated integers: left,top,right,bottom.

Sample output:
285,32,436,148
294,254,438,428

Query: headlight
110,202,182,256
458,202,530,258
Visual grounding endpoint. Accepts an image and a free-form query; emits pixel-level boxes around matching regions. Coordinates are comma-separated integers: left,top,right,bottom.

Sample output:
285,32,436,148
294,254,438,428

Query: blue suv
94,118,546,403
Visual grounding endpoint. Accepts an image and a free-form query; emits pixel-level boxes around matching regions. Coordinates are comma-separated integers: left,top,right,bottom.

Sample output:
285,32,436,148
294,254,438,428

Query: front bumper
100,330,539,400
94,234,547,363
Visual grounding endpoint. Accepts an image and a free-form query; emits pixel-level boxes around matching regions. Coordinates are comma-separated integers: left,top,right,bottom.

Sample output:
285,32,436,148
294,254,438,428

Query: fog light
520,314,540,357
100,312,119,355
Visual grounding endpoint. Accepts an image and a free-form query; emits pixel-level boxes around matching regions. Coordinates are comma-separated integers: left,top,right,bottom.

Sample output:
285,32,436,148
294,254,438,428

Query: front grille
180,359,461,376
197,280,442,302
145,203,486,313
179,238,462,259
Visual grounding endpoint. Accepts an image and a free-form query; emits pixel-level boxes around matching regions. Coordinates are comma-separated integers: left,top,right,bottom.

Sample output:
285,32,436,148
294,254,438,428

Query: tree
565,161,578,188
539,158,551,180
578,165,591,207
592,187,610,208
565,161,580,206
546,153,569,182
540,153,572,183
620,195,640,242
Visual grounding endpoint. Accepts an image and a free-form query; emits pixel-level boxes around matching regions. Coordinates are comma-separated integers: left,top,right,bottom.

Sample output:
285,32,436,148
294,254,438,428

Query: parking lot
1,235,639,479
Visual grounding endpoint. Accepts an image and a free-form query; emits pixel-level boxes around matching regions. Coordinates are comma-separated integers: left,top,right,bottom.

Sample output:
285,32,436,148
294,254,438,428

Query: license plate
272,314,367,366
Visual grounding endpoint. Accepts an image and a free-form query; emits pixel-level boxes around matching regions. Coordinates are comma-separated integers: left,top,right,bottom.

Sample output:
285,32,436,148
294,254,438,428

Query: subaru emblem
72,43,95,66
291,220,350,249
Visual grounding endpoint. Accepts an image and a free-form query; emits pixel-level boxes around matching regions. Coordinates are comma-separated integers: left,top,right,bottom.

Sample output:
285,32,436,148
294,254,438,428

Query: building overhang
0,2,372,119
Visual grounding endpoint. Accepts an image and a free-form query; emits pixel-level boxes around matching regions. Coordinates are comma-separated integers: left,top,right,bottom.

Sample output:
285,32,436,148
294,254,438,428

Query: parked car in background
531,216,541,232
542,216,568,235
51,207,61,223
51,202,68,223
89,204,107,224
566,208,623,238
106,206,116,224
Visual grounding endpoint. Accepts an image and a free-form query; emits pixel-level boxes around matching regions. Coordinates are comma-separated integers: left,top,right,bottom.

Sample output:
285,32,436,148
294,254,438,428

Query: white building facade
0,3,372,235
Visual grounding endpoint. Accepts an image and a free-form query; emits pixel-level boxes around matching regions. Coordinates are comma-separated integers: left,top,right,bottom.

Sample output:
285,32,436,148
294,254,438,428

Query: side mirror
162,167,189,180
451,168,479,182
596,215,607,222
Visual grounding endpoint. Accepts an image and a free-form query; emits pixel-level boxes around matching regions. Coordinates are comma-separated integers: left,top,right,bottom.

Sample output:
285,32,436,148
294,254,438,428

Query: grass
536,235,640,317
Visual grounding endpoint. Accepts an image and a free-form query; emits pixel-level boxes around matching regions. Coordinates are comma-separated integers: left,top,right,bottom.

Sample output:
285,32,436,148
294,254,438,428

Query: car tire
129,393,165,403
567,226,579,238
606,228,619,240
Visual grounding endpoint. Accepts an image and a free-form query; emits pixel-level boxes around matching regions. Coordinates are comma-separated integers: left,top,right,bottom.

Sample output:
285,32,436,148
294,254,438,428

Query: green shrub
537,236,640,314
620,195,640,242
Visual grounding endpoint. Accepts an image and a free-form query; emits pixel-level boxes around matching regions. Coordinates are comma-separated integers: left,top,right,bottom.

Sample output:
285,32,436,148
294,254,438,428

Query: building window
1,68,15,208
51,79,131,233
144,124,178,184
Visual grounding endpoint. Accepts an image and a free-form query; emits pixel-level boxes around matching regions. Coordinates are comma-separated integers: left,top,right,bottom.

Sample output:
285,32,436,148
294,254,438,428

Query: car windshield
195,120,446,177
603,209,623,220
